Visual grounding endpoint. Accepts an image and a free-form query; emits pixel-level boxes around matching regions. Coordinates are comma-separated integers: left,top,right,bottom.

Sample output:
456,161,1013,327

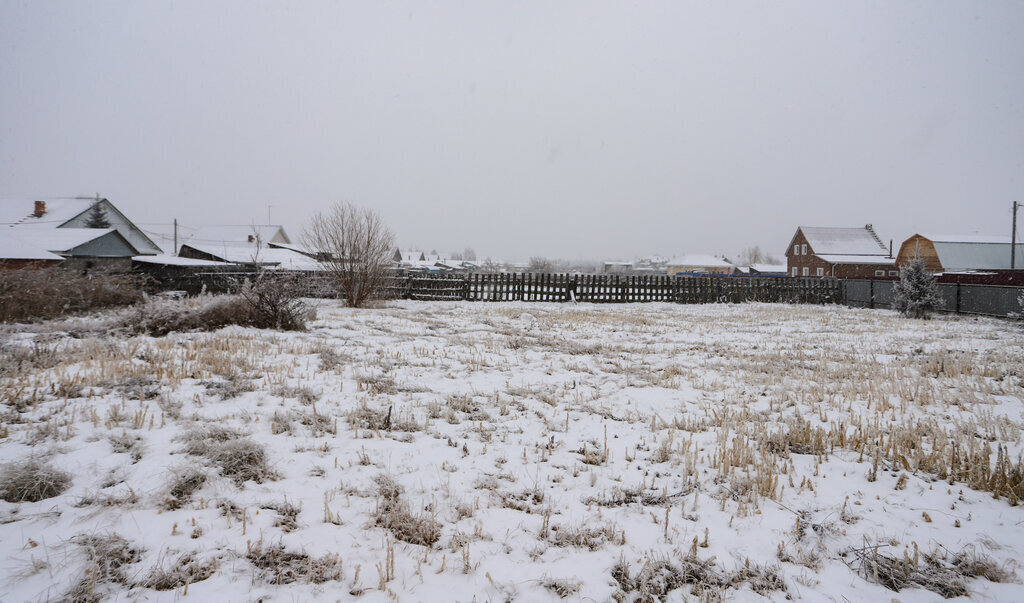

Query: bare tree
480,257,501,273
303,202,395,308
736,246,764,266
528,257,554,273
463,247,477,261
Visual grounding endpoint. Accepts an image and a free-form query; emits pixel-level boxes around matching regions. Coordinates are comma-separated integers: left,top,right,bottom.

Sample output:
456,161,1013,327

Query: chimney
33,201,46,217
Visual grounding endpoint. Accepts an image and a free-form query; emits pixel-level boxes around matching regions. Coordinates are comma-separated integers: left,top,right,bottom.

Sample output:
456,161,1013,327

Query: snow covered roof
143,224,291,254
181,242,322,269
132,254,233,267
0,232,64,261
667,254,734,268
8,227,140,255
919,235,1024,271
798,226,887,256
817,254,896,265
394,249,426,262
923,234,1013,244
750,263,787,273
0,198,95,228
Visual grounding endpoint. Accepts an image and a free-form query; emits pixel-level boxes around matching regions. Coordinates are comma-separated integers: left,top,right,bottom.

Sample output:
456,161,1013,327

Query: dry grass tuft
539,575,581,597
246,541,343,584
0,457,72,502
262,500,301,532
845,544,970,598
177,427,276,485
374,474,441,546
141,553,218,590
64,533,143,602
163,465,207,510
550,523,619,551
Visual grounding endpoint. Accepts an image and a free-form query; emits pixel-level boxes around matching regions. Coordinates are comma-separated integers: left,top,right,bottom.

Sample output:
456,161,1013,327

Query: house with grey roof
785,225,896,278
1,197,156,270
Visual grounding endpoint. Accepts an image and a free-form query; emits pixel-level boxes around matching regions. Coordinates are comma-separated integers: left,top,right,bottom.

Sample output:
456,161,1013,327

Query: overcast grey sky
2,1,1022,261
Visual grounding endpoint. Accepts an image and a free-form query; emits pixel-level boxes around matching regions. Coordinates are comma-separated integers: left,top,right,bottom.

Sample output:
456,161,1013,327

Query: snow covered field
1,300,1022,602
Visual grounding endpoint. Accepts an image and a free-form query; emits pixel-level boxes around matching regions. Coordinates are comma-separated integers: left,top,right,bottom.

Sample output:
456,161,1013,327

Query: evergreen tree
85,202,111,228
893,251,943,319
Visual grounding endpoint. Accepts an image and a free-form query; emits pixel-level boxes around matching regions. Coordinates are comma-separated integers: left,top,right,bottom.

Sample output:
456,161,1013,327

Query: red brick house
786,225,895,278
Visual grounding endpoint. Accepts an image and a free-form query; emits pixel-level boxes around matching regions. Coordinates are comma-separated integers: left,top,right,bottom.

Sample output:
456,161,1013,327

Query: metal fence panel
843,280,872,307
873,281,895,308
935,284,958,313
959,285,1023,316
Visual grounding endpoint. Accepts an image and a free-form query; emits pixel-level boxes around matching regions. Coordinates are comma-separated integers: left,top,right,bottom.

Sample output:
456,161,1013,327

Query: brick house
786,225,895,278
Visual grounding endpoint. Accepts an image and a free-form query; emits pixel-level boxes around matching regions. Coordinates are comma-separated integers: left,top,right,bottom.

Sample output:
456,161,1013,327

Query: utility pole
1013,201,1020,270
173,218,178,256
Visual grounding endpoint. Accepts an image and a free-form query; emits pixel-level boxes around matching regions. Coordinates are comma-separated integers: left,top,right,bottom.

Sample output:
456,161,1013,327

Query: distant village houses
666,255,734,276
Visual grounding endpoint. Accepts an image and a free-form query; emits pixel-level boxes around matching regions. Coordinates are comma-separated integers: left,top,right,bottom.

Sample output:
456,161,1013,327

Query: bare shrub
0,457,72,502
141,553,218,590
237,270,312,331
246,541,343,584
0,268,145,323
302,201,396,308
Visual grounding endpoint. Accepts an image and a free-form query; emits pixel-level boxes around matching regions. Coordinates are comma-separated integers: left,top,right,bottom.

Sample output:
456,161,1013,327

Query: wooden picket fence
382,273,841,305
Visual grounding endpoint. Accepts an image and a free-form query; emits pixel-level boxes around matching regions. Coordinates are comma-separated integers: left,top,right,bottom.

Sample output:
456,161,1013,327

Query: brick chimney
33,201,46,217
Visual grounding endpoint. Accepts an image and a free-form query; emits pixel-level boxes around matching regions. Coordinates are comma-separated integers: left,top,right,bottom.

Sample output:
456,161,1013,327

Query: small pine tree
893,252,943,319
85,202,110,228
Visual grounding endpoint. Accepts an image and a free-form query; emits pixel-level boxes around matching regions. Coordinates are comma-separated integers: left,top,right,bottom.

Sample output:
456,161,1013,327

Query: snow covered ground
1,300,1022,601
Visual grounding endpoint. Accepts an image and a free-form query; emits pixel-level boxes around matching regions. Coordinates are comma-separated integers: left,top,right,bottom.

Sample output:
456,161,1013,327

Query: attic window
801,244,807,255
793,244,799,256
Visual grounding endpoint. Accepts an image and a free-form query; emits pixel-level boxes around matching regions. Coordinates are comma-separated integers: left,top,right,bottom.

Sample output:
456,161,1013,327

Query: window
816,268,824,277
875,270,885,277
802,267,808,276
793,244,800,256
792,267,798,277
889,270,898,276
801,244,807,255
